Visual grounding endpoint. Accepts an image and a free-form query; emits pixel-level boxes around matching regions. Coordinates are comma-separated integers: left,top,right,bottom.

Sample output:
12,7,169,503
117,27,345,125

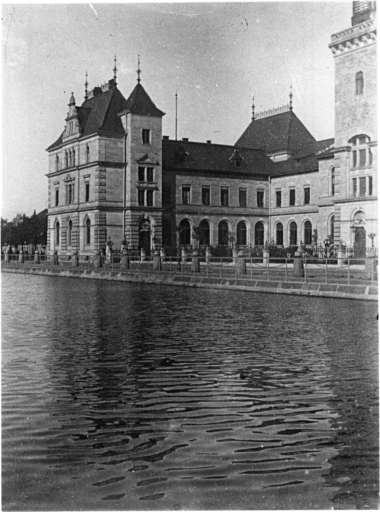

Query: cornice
329,18,376,56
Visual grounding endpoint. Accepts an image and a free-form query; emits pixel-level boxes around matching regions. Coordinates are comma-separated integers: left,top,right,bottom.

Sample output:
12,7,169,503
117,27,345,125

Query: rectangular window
182,186,191,205
289,188,295,206
359,176,366,196
202,187,210,206
353,151,357,168
353,178,357,197
85,182,90,202
147,168,154,182
142,129,151,144
276,190,281,207
369,176,373,196
221,187,229,206
146,190,154,206
359,149,366,167
257,190,264,208
66,183,74,204
55,189,59,206
138,167,145,182
239,188,247,207
304,187,310,205
369,149,373,166
138,190,145,206
163,185,172,204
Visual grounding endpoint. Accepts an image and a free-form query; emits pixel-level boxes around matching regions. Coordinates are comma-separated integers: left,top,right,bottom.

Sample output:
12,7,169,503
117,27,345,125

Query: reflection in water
2,273,378,510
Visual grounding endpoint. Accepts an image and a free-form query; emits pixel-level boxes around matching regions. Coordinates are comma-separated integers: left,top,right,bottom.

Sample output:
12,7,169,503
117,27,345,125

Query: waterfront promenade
2,254,378,301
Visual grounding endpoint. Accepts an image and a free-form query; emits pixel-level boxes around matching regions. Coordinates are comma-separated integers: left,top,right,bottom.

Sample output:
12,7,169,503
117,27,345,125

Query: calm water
2,273,378,510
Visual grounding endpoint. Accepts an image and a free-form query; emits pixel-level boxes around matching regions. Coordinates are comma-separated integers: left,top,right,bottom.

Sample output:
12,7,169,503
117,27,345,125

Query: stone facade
46,2,377,257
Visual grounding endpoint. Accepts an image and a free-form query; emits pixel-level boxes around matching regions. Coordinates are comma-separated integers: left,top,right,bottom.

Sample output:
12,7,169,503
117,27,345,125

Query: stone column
191,250,200,272
4,249,9,263
140,248,146,262
153,250,162,271
237,250,246,275
71,251,79,267
263,249,270,267
94,250,102,269
181,248,186,265
337,245,345,268
121,249,129,269
293,251,304,277
19,250,24,263
206,247,212,265
34,251,40,264
160,247,166,263
52,251,58,265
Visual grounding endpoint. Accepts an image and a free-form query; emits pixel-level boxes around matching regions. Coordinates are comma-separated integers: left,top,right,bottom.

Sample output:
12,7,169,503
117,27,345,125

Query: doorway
139,219,151,255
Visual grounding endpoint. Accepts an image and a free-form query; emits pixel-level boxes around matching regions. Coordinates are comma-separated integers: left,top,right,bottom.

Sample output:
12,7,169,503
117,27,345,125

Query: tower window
138,167,145,182
86,219,91,245
289,188,295,206
304,187,310,205
146,190,154,206
239,188,247,207
257,190,264,208
276,190,282,207
142,129,151,144
55,155,59,171
86,145,90,163
182,186,191,205
85,182,90,202
55,189,59,207
355,71,364,95
369,176,373,196
202,186,210,206
147,168,154,182
331,168,335,196
138,190,145,206
221,187,229,206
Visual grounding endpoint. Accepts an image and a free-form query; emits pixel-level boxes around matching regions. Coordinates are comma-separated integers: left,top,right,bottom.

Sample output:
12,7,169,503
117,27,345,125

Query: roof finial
251,94,255,120
137,55,141,84
84,71,88,100
113,55,117,84
289,85,293,111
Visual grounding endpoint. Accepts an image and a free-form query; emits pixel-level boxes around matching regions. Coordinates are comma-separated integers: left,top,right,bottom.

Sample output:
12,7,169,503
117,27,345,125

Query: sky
2,1,352,220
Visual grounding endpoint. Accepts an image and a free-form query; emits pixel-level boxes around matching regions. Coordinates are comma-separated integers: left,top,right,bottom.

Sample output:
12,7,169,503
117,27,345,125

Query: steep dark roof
270,138,334,176
80,86,128,136
163,139,274,175
236,110,316,153
119,83,165,117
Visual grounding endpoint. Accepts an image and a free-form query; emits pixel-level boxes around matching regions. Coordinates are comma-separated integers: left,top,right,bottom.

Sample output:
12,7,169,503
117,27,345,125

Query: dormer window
55,155,59,171
355,71,364,95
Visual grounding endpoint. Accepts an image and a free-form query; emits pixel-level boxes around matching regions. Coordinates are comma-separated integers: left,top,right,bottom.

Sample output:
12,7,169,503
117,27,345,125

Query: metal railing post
371,259,374,286
250,257,253,280
348,258,350,285
220,258,222,279
285,258,288,282
304,258,307,283
325,258,328,283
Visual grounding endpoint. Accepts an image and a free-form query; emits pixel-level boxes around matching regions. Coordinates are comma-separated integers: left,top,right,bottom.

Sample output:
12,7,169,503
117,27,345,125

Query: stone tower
328,0,377,250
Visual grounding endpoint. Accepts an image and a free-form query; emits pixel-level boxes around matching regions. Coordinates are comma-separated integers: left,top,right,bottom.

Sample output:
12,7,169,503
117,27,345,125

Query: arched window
55,221,60,246
331,167,335,196
255,222,264,246
86,218,91,245
356,71,364,95
276,223,283,246
68,220,73,246
72,149,75,167
237,221,247,246
199,220,210,246
179,219,191,246
218,220,229,247
69,151,72,167
289,221,297,246
304,221,312,245
65,151,68,168
86,145,90,163
55,155,59,171
350,134,371,169
330,215,335,239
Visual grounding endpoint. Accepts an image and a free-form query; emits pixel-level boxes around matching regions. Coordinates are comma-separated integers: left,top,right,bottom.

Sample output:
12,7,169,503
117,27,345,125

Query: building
46,1,377,258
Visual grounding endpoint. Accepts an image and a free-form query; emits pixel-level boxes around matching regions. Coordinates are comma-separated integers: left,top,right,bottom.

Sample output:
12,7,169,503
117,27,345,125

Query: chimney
162,135,170,140
93,86,102,96
182,138,189,142
206,140,212,144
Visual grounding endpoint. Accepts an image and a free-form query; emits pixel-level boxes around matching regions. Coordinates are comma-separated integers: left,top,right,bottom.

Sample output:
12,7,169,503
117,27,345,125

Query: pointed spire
113,55,117,84
84,71,88,100
69,92,75,106
251,94,255,120
137,55,141,84
289,85,293,111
